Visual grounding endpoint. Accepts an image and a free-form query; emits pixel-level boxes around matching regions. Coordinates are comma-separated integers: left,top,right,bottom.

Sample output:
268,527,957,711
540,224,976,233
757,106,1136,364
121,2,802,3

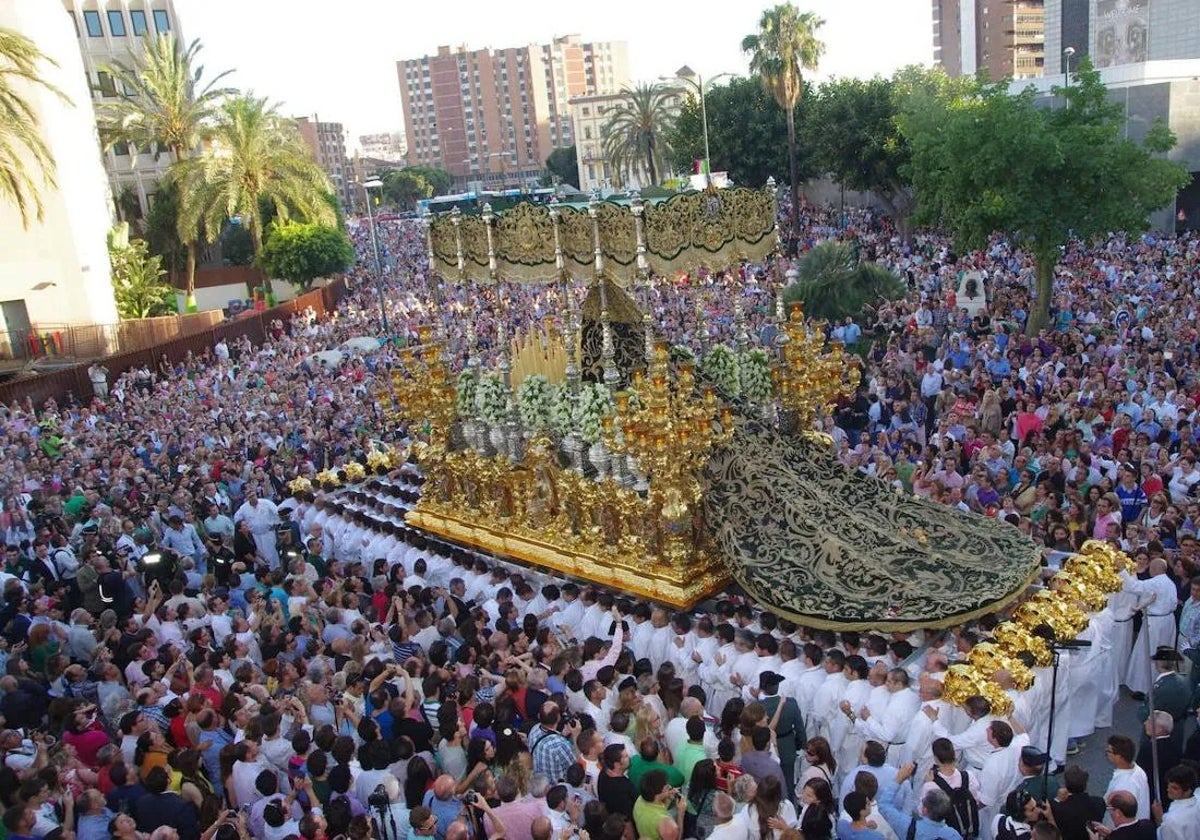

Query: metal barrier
0,278,349,408
0,312,224,362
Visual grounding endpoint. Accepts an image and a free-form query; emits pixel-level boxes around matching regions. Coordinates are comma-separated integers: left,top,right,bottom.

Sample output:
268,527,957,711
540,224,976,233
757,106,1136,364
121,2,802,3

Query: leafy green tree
108,223,177,318
742,5,825,239
220,222,255,266
406,166,453,196
668,76,810,189
602,82,679,186
382,168,432,209
143,181,186,278
258,221,354,291
173,94,334,258
781,241,905,323
0,28,68,227
900,60,1190,333
97,33,234,309
545,146,579,188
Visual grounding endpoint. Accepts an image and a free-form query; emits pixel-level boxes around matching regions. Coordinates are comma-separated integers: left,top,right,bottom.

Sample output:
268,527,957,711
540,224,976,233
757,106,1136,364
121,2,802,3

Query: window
97,71,117,97
107,10,126,36
130,10,148,35
153,9,170,32
113,141,130,157
83,10,102,37
68,11,80,37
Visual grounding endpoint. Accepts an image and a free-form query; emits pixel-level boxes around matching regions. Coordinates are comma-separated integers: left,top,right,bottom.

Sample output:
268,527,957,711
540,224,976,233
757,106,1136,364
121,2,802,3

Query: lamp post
1063,46,1076,91
665,72,733,185
361,178,390,337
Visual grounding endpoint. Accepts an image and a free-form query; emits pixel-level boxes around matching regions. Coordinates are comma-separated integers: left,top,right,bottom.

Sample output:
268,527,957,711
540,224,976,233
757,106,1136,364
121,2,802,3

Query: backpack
932,770,981,840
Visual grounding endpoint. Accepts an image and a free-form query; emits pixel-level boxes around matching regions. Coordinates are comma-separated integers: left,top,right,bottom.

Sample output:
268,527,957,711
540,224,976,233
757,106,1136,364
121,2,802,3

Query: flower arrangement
576,382,614,444
316,469,341,489
670,345,696,364
344,461,366,482
550,385,574,437
455,370,478,420
287,476,313,495
475,373,510,426
702,344,740,397
517,374,554,431
739,348,773,404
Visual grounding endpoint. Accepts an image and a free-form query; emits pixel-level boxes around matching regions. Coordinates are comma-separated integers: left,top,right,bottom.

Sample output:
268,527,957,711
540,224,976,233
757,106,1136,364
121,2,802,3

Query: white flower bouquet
517,374,554,431
702,343,740,397
739,348,774,404
475,373,510,425
551,384,574,437
576,382,614,444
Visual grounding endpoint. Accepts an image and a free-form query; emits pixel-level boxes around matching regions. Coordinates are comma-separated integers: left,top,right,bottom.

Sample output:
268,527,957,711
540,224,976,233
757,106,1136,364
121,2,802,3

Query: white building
0,0,119,357
63,0,184,217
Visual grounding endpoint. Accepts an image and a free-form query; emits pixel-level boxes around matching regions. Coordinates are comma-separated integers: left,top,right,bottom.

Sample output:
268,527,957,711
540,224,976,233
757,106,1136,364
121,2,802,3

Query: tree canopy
545,146,579,189
0,27,68,227
381,168,433,210
602,82,679,187
108,223,177,318
258,221,355,291
899,59,1190,333
781,241,905,323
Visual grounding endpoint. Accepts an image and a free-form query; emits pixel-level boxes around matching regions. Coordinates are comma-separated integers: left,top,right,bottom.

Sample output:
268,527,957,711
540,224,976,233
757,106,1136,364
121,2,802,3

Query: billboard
1094,0,1150,67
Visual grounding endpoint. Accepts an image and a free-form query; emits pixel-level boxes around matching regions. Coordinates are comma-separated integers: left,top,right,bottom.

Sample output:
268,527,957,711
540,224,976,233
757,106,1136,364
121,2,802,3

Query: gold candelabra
605,342,734,566
773,302,861,429
379,326,457,453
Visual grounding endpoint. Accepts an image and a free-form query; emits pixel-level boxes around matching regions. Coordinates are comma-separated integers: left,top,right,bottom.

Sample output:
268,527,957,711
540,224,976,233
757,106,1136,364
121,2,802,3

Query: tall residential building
295,116,352,212
63,0,183,216
1,0,119,347
933,0,1046,79
398,35,630,189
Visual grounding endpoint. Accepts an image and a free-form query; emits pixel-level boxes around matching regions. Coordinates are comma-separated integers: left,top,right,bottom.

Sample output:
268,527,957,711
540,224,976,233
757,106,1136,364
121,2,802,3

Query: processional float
373,184,1137,711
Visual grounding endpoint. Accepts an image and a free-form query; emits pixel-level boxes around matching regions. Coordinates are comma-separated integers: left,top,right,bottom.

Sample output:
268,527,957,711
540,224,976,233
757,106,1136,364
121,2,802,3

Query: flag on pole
693,158,710,175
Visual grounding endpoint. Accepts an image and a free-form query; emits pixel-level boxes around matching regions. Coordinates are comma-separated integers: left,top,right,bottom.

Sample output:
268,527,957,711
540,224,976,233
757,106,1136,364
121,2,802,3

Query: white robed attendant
233,491,280,569
1122,561,1179,695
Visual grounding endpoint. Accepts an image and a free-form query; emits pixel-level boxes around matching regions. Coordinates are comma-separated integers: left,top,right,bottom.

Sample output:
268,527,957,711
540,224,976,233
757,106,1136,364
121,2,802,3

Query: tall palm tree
602,82,678,187
97,33,235,308
173,94,334,261
0,28,68,227
742,5,825,241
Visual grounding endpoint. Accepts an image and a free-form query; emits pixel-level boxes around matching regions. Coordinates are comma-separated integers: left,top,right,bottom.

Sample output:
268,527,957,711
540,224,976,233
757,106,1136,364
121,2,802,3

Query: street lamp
1063,46,1076,90
361,178,390,337
665,71,733,185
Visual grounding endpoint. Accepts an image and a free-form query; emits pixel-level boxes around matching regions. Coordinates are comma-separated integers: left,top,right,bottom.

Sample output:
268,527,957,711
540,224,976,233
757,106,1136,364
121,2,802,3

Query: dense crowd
0,208,1197,840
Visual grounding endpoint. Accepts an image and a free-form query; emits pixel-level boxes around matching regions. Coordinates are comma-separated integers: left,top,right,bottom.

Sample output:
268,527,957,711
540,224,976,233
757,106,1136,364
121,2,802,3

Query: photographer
368,776,410,840
529,702,583,784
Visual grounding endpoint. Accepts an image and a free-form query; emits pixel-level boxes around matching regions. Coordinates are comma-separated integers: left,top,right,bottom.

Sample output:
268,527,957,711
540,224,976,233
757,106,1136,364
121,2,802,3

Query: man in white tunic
1124,559,1179,696
854,668,921,767
927,695,998,772
233,487,280,569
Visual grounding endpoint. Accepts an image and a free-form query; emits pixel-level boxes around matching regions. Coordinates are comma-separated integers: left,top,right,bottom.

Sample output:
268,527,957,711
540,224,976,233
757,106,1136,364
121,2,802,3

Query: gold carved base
406,504,731,609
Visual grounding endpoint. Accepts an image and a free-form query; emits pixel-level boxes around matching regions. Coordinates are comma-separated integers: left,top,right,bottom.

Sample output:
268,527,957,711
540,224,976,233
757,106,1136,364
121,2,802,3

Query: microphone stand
1042,638,1092,791
1142,618,1160,804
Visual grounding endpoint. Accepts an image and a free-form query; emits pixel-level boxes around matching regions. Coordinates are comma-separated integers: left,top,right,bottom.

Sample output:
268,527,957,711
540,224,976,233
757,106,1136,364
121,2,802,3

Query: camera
367,786,391,810
462,791,479,806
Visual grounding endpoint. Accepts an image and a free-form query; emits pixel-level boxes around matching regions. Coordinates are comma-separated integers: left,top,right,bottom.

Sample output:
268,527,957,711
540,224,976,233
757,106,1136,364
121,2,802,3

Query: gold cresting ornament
944,541,1136,720
380,327,457,455
773,302,861,430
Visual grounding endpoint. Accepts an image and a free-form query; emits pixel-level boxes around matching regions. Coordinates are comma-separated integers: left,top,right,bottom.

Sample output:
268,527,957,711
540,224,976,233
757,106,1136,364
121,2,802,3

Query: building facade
1,0,119,353
933,0,1046,79
1044,0,1200,75
62,0,183,217
398,35,629,189
358,132,407,163
295,116,352,212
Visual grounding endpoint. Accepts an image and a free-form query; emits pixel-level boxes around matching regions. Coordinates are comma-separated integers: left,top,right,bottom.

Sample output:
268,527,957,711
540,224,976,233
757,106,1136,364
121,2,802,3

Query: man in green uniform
758,671,803,803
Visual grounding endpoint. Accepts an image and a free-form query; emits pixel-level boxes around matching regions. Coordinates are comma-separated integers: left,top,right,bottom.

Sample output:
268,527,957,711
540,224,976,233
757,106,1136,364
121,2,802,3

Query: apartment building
295,116,352,212
933,0,1046,79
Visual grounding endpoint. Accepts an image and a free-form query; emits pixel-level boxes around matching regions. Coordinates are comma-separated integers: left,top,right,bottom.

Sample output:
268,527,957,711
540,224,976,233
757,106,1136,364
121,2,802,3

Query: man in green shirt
674,716,709,790
629,739,684,790
633,769,686,840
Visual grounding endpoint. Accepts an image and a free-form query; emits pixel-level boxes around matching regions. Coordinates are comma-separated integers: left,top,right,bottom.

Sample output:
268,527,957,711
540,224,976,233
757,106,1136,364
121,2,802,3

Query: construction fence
0,278,350,410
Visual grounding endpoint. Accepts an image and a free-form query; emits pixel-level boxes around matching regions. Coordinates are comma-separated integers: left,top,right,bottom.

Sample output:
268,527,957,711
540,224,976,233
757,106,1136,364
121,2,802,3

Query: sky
174,0,934,148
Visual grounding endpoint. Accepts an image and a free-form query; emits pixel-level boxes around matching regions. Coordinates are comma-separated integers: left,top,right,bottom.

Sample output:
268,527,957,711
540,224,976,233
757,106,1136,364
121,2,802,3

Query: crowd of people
0,205,1197,840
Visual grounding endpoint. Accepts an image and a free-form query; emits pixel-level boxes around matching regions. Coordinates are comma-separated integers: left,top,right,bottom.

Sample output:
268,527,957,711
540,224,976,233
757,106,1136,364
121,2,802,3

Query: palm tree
602,82,679,187
173,94,334,262
742,5,825,242
0,28,68,227
97,33,235,308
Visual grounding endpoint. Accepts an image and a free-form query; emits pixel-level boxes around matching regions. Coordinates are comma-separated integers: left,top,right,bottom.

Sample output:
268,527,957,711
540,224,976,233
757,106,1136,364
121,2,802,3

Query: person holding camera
368,776,411,840
530,701,583,784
